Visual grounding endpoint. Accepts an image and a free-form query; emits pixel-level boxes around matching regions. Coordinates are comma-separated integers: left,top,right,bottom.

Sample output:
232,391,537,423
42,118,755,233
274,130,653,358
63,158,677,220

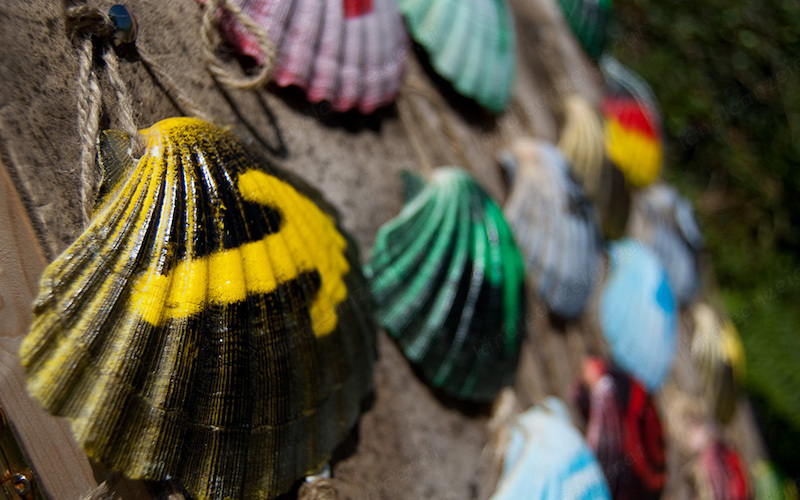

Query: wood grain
0,158,98,498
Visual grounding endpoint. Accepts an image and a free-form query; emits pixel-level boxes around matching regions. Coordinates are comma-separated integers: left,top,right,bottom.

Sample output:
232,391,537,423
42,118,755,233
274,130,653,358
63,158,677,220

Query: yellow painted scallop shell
20,117,376,500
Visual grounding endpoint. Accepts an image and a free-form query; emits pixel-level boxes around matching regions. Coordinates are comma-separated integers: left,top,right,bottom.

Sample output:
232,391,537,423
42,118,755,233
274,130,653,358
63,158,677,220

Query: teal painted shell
490,397,611,500
396,0,517,112
365,168,526,401
557,0,611,60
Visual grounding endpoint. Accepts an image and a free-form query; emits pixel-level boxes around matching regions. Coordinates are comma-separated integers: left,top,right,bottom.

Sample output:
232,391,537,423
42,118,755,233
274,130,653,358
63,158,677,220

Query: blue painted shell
490,397,611,500
599,238,677,390
365,168,526,401
396,0,517,112
628,183,703,305
501,139,602,319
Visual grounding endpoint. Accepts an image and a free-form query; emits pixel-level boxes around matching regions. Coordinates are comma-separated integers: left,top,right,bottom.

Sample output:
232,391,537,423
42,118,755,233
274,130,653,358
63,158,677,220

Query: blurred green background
610,0,800,476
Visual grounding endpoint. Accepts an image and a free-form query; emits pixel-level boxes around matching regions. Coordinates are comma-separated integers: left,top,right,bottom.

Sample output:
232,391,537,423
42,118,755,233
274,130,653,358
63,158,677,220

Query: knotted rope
200,0,275,90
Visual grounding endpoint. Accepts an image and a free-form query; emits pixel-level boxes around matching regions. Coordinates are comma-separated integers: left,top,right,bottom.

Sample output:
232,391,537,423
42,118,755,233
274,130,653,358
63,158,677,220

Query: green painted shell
396,0,517,113
365,168,526,401
557,0,611,60
691,303,745,425
753,460,800,500
20,118,376,500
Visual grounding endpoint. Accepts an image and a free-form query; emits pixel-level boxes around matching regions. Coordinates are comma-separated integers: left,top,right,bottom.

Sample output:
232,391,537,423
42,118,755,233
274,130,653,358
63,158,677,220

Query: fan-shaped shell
601,56,663,187
628,183,703,305
691,303,745,424
556,0,611,60
501,139,602,319
576,358,667,500
558,94,630,239
693,439,751,500
365,168,526,401
20,118,376,500
600,238,677,390
213,0,409,113
396,0,517,112
491,397,611,500
753,460,800,500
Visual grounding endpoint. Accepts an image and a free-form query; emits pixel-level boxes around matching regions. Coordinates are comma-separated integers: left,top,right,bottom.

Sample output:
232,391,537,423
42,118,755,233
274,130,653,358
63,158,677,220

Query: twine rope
400,75,475,174
136,46,213,122
66,2,144,225
201,0,274,90
65,1,215,226
79,471,120,500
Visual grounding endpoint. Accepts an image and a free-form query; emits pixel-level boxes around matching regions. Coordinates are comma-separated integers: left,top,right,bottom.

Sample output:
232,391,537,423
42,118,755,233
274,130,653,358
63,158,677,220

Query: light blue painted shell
600,238,677,390
396,0,516,112
491,397,611,500
628,183,703,305
501,139,602,319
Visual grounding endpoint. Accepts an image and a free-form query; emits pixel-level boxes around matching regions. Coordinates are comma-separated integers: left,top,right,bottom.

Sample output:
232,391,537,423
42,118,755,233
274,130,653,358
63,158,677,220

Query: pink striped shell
214,0,409,113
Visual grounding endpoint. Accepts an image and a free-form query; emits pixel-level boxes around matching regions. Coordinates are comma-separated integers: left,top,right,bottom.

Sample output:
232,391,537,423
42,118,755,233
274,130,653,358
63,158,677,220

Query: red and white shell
216,0,409,113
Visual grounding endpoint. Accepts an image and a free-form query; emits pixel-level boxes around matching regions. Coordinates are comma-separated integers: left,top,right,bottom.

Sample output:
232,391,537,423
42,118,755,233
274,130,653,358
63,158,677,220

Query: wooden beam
0,157,99,498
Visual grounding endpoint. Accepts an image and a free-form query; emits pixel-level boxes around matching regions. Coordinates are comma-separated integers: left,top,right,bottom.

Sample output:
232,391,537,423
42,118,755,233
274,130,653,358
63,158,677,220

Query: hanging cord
395,96,434,176
397,74,475,175
64,2,219,226
201,0,274,90
78,471,120,500
65,2,141,226
136,46,214,121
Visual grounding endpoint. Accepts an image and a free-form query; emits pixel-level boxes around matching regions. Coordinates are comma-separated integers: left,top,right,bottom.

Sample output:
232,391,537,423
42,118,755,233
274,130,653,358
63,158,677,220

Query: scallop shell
558,94,630,239
365,168,526,401
628,183,703,305
599,238,677,390
396,0,517,112
576,358,667,499
501,139,602,319
556,0,611,59
490,397,611,500
693,439,751,500
20,118,376,500
600,56,664,187
752,460,800,500
213,0,409,113
691,303,745,425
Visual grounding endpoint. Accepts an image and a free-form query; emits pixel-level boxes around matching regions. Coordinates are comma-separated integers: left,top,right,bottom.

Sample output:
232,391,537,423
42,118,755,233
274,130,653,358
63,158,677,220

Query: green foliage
611,0,800,475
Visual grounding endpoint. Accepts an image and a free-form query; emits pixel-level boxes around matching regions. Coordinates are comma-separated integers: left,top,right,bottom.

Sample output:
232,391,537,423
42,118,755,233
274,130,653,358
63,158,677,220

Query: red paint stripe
625,382,666,490
343,0,373,18
602,97,658,138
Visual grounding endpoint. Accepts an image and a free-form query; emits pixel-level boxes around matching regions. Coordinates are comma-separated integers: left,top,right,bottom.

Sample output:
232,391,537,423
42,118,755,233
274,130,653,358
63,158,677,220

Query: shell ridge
367,183,436,271
69,142,183,470
433,205,489,390
371,184,455,326
391,182,465,353
23,154,168,414
307,0,344,106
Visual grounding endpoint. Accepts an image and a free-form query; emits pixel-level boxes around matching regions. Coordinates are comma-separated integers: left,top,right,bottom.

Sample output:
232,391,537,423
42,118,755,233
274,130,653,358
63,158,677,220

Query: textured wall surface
0,0,766,498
